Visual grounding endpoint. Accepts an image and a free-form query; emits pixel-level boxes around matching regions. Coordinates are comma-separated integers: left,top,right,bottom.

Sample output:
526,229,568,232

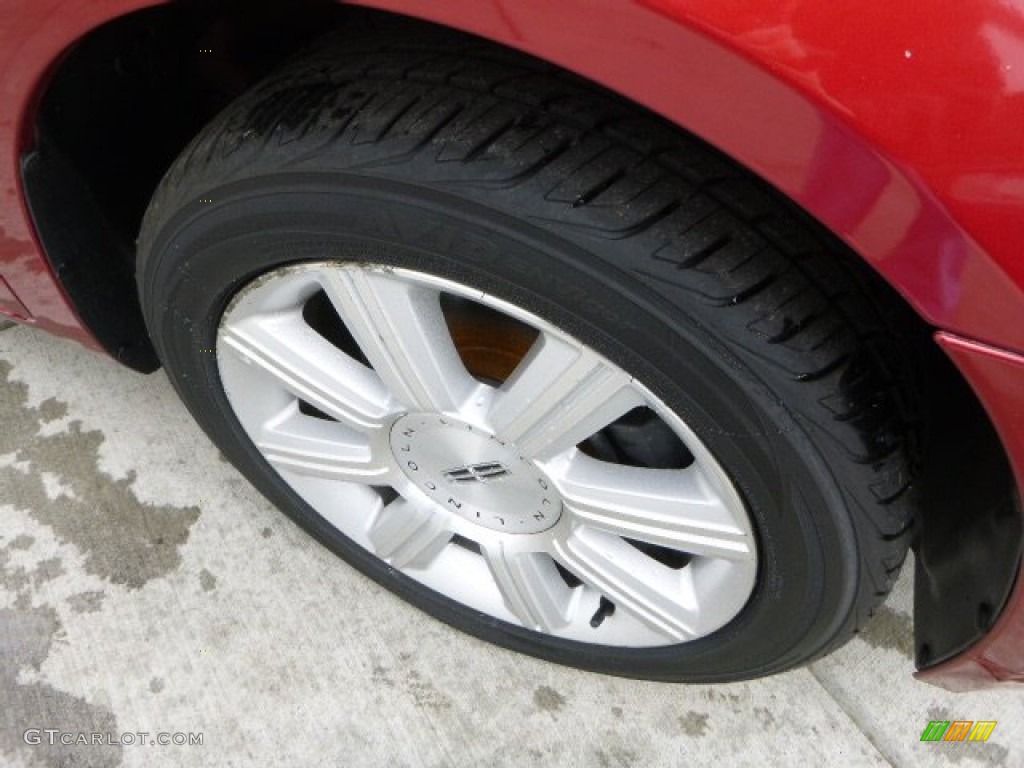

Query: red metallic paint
1,0,1022,687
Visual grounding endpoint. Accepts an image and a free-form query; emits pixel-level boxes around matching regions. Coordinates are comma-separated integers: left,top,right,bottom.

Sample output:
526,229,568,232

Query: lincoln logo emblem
442,462,511,484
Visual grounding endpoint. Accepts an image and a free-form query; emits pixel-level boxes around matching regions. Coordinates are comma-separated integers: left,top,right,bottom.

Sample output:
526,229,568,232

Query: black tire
137,25,918,681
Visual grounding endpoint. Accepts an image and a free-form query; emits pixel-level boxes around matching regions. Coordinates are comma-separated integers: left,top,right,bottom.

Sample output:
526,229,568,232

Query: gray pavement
1,322,1021,767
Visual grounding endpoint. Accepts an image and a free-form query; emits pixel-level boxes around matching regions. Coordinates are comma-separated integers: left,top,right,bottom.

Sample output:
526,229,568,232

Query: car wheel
137,28,917,681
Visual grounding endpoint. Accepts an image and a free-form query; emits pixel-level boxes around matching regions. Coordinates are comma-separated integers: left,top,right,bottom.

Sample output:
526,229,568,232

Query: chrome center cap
389,413,562,534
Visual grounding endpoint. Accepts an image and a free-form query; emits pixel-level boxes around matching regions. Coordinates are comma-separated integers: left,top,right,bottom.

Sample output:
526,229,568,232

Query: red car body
1,0,1022,689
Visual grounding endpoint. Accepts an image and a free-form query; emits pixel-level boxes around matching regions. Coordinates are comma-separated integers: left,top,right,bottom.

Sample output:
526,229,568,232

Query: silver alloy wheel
216,262,758,647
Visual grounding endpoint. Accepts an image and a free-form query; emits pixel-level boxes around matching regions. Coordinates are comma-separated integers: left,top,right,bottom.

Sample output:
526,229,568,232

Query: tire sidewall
140,174,860,681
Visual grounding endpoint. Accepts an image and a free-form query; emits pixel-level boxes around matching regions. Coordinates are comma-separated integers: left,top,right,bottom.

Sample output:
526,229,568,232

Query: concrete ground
1,320,1021,768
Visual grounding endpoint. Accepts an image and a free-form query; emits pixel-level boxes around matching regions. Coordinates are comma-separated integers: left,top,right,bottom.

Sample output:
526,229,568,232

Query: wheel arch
12,0,1024,680
14,0,1020,357
346,0,1024,351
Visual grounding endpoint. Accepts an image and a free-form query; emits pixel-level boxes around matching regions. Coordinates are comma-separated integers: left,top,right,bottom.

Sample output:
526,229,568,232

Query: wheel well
23,1,1020,667
23,0,348,370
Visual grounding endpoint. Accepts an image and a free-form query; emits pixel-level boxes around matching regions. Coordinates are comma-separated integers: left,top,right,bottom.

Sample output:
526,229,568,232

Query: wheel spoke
257,404,394,484
218,262,759,649
553,528,701,642
220,310,394,432
482,544,572,632
556,455,754,561
488,333,644,460
320,268,477,413
367,497,455,570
